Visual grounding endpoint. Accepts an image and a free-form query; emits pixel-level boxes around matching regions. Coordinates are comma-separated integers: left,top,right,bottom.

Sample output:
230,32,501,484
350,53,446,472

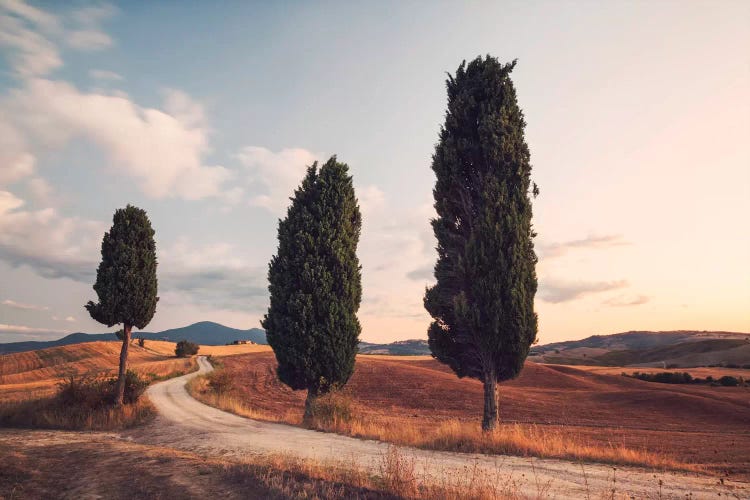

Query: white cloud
0,190,24,213
159,239,267,312
88,69,122,81
0,196,266,313
0,1,117,76
162,88,206,128
26,176,53,204
0,191,104,281
67,29,111,51
237,146,320,214
1,299,48,311
5,78,232,200
357,184,385,216
0,118,35,186
0,0,60,33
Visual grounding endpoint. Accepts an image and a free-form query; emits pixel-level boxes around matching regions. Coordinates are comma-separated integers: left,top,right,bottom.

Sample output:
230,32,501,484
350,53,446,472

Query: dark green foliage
718,375,739,387
175,340,199,358
262,156,362,412
85,205,158,405
57,370,147,407
626,371,693,384
424,56,537,429
137,337,145,348
115,329,125,341
85,205,158,330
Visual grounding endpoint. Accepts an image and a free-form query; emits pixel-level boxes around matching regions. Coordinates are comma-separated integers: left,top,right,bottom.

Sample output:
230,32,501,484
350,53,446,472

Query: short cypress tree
85,205,158,406
262,156,362,421
424,56,538,431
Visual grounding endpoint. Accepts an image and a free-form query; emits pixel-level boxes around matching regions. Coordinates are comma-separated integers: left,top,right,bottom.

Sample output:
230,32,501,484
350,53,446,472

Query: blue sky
1,1,748,343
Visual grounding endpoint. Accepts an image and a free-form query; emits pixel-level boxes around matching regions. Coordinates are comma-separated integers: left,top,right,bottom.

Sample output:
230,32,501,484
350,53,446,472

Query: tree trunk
482,376,499,431
114,324,132,406
303,387,318,424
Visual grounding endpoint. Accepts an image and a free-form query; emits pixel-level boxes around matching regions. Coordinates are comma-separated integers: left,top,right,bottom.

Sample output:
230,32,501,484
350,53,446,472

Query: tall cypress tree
262,156,362,421
85,205,158,406
424,56,538,431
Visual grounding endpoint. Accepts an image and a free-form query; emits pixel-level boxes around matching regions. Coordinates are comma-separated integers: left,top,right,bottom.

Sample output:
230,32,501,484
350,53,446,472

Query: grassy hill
531,331,750,368
359,339,430,355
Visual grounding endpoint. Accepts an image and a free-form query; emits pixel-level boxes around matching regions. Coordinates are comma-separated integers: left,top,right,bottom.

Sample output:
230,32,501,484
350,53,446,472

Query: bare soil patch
0,429,393,500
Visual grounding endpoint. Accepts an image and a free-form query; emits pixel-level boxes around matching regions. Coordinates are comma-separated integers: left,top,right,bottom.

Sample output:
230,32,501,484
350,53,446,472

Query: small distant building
233,340,255,345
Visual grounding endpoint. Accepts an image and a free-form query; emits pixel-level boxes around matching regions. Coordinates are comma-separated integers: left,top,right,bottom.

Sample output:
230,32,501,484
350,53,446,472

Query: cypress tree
85,205,158,406
424,56,538,431
262,156,362,421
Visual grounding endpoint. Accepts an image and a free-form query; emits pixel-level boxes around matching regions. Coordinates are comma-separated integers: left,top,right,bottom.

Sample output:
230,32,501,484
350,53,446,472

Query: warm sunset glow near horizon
0,1,748,344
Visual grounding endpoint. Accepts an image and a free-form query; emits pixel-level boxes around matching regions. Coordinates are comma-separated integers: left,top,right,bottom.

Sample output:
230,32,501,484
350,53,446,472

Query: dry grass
0,429,564,499
0,342,199,405
0,394,155,430
190,369,690,473
197,352,750,478
0,342,199,431
229,447,543,499
304,392,689,471
187,375,297,423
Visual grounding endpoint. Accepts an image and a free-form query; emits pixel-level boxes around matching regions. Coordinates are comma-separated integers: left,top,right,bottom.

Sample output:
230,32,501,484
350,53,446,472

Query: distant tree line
624,371,744,387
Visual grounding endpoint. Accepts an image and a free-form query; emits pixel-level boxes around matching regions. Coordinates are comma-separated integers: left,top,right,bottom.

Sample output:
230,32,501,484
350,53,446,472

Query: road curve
139,356,742,499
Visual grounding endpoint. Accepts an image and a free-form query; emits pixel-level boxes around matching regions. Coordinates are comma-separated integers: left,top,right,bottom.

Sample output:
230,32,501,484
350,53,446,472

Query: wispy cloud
0,323,71,339
66,29,111,50
237,146,320,214
88,69,122,81
0,1,117,77
540,279,628,303
603,294,649,307
1,299,48,311
406,264,434,282
539,234,629,259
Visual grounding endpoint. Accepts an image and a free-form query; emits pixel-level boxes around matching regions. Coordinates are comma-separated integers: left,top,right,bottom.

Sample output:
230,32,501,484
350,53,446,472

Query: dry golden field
0,340,263,404
190,351,750,480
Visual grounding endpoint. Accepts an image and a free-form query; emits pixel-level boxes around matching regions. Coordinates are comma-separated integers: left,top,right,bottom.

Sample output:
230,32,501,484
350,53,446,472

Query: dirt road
137,356,744,499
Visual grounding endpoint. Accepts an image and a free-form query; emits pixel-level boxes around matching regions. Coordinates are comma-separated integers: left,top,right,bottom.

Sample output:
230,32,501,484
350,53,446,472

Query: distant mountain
359,339,430,356
530,330,750,368
0,321,267,354
152,322,267,346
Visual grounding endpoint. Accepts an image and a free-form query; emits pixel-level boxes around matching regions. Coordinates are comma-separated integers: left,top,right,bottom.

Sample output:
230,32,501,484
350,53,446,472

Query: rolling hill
358,339,430,355
530,330,750,367
0,322,267,354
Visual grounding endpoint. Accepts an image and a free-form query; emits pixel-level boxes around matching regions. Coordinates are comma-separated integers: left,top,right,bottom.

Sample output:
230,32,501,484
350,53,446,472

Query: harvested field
197,352,750,480
0,342,196,403
0,341,259,404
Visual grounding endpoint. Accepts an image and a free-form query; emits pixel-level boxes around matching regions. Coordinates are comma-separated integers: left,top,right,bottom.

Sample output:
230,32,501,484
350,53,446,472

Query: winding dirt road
137,356,744,499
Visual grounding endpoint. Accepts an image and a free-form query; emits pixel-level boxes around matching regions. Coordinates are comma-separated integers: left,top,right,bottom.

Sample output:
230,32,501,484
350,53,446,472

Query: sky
0,0,748,344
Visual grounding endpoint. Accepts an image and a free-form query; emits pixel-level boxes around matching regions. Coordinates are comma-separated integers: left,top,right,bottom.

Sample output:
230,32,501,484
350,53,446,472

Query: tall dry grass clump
0,371,154,430
307,390,354,429
227,449,529,500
